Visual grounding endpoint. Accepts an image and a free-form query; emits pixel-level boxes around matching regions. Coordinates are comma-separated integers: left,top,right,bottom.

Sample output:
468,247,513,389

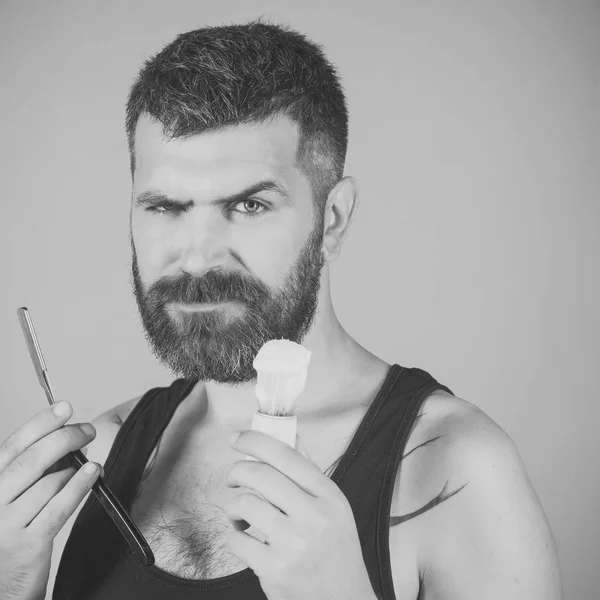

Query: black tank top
54,364,453,599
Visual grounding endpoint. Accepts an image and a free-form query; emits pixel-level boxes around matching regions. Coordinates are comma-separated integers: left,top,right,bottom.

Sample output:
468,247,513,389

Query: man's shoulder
392,390,516,517
84,379,195,466
390,391,562,598
82,394,145,466
94,394,143,429
418,390,512,456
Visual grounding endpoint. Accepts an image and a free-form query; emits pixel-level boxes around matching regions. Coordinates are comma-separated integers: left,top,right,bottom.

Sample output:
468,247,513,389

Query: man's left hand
224,430,377,600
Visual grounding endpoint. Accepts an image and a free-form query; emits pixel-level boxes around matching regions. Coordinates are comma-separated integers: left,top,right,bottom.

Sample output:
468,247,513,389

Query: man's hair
125,18,349,221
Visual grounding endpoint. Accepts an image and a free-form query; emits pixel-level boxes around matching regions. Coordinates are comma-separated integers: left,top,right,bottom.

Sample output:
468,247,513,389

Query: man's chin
146,329,258,384
164,356,257,385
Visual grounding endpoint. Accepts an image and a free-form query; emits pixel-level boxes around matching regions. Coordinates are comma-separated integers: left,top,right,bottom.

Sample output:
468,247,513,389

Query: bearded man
0,18,562,600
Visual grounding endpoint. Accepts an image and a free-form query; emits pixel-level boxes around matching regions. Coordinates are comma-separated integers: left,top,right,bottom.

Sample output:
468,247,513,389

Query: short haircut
125,18,349,223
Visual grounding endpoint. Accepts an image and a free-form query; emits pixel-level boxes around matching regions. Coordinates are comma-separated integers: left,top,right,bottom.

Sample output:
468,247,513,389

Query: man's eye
229,199,267,217
145,204,181,214
144,199,268,217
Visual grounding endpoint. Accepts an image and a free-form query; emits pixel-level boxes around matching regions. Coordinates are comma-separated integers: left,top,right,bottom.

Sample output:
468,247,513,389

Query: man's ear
321,176,359,263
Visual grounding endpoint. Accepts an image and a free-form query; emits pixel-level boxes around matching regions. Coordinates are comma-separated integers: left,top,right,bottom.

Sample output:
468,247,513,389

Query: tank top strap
331,365,454,599
53,378,197,600
102,378,197,508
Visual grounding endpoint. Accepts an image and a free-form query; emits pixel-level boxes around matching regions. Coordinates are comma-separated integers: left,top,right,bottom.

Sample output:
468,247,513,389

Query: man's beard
130,217,325,385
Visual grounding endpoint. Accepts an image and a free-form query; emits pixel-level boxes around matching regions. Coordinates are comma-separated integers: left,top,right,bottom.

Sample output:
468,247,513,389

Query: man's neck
185,311,374,431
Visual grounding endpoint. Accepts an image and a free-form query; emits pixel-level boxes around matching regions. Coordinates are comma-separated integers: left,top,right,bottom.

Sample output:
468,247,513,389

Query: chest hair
130,439,264,579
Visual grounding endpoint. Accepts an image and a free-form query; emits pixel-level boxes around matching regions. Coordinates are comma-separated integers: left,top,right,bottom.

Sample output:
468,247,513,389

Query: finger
0,423,96,505
43,454,75,478
8,466,76,530
226,528,269,574
232,430,333,498
224,492,286,542
0,401,73,473
27,461,101,541
226,460,314,518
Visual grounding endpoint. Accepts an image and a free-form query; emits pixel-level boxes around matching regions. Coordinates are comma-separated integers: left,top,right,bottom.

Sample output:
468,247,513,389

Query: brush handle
247,412,297,461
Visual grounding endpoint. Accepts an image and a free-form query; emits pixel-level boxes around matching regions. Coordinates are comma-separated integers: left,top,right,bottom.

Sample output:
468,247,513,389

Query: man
0,19,562,600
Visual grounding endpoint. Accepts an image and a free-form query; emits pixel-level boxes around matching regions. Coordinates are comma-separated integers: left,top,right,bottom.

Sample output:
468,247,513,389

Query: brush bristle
253,339,311,416
255,370,308,415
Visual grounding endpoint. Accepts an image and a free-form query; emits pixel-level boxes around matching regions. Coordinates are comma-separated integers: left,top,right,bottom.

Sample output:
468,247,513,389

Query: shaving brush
247,339,312,460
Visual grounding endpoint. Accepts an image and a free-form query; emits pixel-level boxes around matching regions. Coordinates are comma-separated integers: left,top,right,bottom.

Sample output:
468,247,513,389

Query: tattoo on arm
390,480,469,526
322,413,431,479
402,435,445,460
390,433,469,526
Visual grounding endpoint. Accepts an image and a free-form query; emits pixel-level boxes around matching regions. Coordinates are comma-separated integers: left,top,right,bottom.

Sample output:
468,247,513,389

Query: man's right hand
0,401,102,600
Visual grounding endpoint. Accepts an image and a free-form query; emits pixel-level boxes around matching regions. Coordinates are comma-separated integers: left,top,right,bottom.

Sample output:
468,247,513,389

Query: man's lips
169,301,249,322
172,302,231,312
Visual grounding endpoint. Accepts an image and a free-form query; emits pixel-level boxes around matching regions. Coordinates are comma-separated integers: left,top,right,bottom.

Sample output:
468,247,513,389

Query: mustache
144,270,270,307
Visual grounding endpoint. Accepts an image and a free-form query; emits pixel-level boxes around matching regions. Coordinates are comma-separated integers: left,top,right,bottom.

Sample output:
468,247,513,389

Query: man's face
130,113,326,384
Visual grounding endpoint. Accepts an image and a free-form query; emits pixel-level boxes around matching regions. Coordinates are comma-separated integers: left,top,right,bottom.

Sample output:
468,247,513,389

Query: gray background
1,1,598,598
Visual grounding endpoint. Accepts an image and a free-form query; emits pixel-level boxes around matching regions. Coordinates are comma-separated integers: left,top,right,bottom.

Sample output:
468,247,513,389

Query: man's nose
178,218,227,276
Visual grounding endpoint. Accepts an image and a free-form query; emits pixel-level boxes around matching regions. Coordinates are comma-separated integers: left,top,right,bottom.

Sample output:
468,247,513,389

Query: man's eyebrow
134,179,291,208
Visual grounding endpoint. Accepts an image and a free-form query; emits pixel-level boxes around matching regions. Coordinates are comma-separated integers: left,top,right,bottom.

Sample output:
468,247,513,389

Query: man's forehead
132,114,305,200
134,113,300,174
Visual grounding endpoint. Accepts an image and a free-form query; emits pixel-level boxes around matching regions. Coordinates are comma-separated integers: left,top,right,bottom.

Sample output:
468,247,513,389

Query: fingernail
53,401,71,417
83,462,98,475
80,423,96,437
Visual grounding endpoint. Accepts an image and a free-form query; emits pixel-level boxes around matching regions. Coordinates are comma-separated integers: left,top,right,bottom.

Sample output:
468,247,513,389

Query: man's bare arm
396,405,563,599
